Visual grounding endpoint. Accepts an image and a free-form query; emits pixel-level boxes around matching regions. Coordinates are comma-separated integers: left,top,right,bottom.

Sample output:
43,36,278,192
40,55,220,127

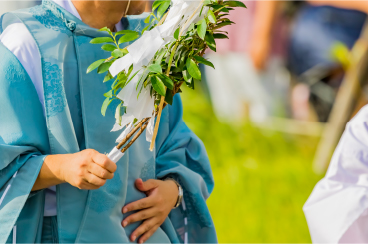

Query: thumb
135,179,158,192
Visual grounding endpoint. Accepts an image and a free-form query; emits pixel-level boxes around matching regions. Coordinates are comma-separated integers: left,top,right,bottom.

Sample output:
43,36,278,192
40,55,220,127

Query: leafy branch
87,0,246,152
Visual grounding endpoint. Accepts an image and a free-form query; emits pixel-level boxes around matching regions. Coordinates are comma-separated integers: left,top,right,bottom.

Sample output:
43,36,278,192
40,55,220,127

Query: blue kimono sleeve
155,94,218,243
0,43,50,242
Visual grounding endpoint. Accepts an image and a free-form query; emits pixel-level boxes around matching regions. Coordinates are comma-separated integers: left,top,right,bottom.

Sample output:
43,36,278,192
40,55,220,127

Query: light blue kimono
0,0,217,243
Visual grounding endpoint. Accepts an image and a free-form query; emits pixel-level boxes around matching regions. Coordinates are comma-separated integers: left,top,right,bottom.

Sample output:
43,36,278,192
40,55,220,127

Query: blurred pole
0,1,41,17
313,21,368,174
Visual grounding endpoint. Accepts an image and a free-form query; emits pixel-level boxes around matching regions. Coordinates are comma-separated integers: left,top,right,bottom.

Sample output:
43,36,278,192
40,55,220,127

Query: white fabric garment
304,104,368,243
0,0,124,216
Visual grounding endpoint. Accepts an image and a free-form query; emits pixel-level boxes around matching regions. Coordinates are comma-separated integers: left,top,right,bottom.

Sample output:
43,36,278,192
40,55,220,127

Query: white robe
304,105,368,243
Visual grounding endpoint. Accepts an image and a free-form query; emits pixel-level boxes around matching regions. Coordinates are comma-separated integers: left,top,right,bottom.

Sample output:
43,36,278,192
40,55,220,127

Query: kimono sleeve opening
0,40,50,242
155,95,217,244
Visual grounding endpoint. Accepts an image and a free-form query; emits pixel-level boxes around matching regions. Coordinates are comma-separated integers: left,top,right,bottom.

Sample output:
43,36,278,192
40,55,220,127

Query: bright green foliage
158,74,174,90
194,55,215,69
157,1,171,18
213,33,228,39
181,86,321,243
186,58,201,80
90,37,114,44
151,75,166,96
148,64,163,74
207,9,217,24
118,32,140,44
102,44,117,52
88,0,246,116
196,19,207,40
87,59,105,74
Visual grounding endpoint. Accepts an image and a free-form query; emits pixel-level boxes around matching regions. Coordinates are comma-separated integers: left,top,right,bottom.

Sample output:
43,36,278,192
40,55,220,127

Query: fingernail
123,221,128,227
123,208,128,213
132,236,136,241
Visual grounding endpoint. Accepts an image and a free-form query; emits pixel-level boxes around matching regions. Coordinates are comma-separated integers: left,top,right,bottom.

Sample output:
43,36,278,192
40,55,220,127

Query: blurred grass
181,86,323,243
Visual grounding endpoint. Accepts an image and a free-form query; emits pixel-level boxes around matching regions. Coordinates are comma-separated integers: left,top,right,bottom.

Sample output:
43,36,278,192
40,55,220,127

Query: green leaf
101,97,112,116
205,32,216,51
158,74,174,90
212,4,228,13
118,32,140,44
186,58,201,80
112,49,125,58
188,23,195,31
99,27,112,35
148,63,162,74
224,1,247,8
87,59,105,73
151,75,166,96
214,21,234,29
122,48,129,55
97,61,113,74
101,44,117,52
104,90,113,98
174,28,180,40
90,37,114,44
207,9,216,24
103,72,113,82
165,89,173,105
186,80,194,89
157,1,170,19
144,14,152,24
213,33,229,39
115,30,140,36
182,70,192,83
142,24,151,35
194,55,215,69
203,0,212,6
155,49,167,65
152,0,164,11
196,19,207,40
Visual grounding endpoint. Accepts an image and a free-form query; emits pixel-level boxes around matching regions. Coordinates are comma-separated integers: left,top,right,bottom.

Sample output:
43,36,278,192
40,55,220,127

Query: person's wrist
47,154,68,184
164,180,179,208
163,178,183,209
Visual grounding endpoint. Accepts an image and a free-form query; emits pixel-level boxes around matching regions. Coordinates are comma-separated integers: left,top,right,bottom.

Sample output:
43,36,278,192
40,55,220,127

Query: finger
123,196,155,214
84,173,106,187
135,179,159,192
122,207,156,227
92,153,117,173
130,218,157,242
88,162,114,180
78,180,100,190
138,224,159,244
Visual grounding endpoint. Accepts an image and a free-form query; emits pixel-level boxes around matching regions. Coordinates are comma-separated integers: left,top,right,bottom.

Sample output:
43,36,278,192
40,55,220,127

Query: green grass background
181,87,323,243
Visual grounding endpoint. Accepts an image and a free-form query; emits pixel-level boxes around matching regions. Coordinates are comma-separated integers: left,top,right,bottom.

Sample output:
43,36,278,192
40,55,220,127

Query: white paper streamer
108,147,125,163
146,116,155,142
116,122,134,143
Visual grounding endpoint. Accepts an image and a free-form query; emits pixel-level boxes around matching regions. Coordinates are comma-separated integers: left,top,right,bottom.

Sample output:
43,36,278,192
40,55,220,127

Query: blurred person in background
303,101,368,242
250,1,367,122
203,1,290,124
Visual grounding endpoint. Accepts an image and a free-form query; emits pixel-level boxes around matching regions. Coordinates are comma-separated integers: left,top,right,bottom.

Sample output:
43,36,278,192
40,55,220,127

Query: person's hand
122,178,179,243
249,34,270,71
58,149,117,190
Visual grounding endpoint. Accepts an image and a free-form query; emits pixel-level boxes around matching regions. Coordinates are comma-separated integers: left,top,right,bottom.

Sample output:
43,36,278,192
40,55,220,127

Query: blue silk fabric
0,0,217,243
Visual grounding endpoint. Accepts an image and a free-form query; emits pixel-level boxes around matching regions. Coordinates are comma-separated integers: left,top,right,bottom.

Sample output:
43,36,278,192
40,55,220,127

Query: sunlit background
2,0,368,242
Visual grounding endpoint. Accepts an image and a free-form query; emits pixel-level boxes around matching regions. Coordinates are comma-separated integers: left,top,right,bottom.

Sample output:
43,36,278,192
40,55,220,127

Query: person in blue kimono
0,0,217,243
